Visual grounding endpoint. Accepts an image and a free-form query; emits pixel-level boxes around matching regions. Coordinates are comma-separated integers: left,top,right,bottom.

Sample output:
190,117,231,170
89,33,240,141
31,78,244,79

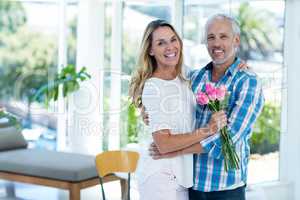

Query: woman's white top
137,76,196,188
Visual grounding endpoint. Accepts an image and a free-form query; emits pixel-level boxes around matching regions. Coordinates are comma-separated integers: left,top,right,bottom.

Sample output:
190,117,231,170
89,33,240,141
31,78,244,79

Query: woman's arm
150,142,202,160
152,111,226,154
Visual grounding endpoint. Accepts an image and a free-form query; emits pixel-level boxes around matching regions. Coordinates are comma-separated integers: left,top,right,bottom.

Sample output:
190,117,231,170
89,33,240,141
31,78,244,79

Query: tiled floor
0,180,140,200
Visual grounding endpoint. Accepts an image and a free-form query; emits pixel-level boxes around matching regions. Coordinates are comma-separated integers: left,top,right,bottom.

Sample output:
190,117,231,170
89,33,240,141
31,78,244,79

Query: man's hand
208,111,227,135
149,142,180,160
140,105,149,125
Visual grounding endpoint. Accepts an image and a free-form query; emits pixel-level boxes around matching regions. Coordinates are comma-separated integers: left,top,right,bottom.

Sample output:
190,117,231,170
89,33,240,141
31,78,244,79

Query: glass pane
183,0,284,184
0,0,59,150
102,1,112,150
121,1,172,147
183,0,231,68
239,1,284,185
67,1,78,67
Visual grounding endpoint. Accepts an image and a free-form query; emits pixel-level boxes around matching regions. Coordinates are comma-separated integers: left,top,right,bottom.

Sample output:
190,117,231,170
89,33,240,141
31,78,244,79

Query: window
183,0,285,184
0,0,59,150
102,0,176,150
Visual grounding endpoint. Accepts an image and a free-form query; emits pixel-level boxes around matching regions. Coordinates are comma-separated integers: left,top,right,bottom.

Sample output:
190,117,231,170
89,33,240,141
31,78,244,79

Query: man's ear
234,35,240,47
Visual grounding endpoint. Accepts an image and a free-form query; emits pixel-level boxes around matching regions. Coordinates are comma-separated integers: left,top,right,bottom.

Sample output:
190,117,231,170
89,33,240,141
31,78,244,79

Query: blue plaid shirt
189,58,264,192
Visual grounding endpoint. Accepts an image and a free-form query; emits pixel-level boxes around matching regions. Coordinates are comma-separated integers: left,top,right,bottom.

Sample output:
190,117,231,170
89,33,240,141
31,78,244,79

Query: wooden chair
95,150,139,200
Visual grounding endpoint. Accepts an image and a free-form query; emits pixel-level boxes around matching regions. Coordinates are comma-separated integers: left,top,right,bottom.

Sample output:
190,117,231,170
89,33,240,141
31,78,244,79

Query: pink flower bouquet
196,83,239,171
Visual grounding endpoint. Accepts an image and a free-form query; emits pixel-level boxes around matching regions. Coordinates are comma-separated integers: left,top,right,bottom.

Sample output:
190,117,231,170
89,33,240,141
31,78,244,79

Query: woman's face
149,26,181,69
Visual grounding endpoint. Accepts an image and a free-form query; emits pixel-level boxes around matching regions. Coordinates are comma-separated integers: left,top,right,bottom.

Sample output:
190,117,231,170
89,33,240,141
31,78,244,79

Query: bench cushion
0,149,98,182
0,118,11,128
0,127,27,151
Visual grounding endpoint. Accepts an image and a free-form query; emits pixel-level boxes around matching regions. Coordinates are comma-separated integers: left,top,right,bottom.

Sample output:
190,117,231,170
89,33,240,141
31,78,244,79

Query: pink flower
205,83,215,94
216,85,227,101
205,83,217,101
196,91,209,105
208,89,217,101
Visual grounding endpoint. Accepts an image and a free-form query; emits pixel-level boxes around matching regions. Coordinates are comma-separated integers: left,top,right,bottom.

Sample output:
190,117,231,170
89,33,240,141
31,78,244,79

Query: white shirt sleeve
142,80,172,134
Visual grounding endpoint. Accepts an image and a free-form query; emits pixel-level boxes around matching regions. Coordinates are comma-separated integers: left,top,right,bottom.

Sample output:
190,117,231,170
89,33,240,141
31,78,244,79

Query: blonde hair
129,19,185,108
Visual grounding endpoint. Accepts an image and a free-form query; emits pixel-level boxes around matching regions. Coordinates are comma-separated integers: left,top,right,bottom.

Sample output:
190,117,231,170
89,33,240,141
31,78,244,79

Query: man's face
206,19,240,66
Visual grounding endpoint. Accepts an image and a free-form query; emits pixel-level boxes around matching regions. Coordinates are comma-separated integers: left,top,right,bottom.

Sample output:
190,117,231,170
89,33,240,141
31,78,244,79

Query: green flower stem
208,101,240,171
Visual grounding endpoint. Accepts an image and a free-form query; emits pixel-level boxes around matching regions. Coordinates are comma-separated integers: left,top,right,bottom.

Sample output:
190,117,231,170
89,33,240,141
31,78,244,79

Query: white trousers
138,171,189,200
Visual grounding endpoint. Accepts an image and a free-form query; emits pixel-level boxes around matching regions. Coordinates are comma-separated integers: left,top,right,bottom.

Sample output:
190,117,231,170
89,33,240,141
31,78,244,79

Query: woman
129,19,227,200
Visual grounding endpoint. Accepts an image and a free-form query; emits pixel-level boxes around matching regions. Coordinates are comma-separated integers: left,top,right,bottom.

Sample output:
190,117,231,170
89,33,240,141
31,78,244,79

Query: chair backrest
95,150,139,177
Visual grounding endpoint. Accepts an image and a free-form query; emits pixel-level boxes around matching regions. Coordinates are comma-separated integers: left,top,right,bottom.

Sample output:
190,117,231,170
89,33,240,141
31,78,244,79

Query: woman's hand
140,105,149,125
149,142,180,159
208,111,227,135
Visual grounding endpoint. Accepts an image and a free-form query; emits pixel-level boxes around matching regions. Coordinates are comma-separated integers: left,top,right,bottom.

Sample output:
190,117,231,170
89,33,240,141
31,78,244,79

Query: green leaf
32,64,91,106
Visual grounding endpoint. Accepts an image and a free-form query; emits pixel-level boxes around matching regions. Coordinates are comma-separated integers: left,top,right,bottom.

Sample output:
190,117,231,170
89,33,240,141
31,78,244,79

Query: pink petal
205,83,215,95
216,85,227,101
196,92,209,105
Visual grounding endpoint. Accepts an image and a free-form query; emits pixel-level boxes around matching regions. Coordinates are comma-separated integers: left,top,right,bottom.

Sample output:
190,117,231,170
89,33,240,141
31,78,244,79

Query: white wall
108,0,122,150
67,0,105,155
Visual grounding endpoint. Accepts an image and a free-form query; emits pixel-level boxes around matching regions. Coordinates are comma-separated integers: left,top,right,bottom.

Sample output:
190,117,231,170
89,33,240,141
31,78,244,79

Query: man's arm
200,75,265,159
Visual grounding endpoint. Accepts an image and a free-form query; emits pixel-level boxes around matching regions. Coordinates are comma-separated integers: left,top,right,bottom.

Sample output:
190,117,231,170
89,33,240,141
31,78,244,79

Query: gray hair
203,14,240,44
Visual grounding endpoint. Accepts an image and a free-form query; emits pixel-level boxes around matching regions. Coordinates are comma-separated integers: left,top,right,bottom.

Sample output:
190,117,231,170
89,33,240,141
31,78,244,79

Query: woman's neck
152,67,177,80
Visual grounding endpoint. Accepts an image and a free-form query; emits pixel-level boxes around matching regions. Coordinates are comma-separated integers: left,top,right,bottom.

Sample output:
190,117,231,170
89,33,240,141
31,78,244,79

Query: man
147,14,264,200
